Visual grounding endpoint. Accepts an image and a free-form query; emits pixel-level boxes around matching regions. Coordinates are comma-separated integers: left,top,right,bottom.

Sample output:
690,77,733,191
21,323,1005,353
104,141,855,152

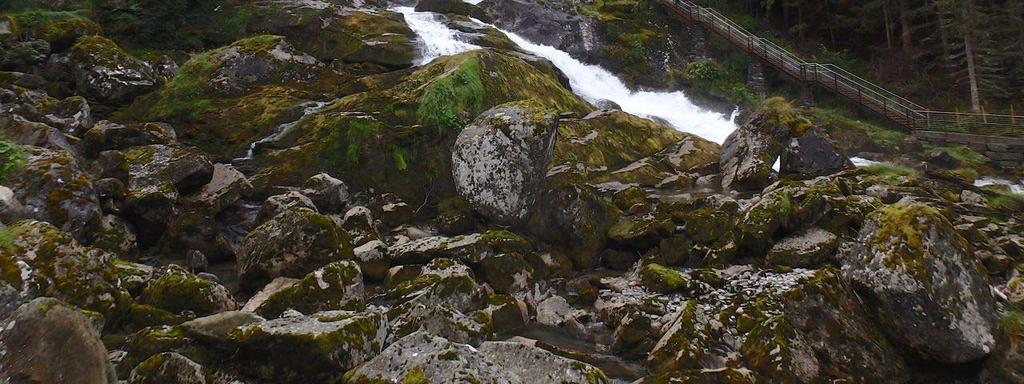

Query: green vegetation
0,140,26,182
988,190,1024,211
91,0,257,50
8,9,100,49
417,57,484,133
683,58,761,108
811,107,906,149
343,119,380,165
860,162,917,185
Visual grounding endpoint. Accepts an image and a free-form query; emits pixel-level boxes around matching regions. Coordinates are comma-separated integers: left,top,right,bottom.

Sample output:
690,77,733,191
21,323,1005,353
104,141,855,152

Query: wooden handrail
663,0,1024,137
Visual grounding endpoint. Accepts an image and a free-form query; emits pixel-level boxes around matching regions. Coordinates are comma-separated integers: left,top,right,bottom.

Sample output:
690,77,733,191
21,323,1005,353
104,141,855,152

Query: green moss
760,97,811,136
988,190,1024,211
401,366,429,384
9,10,99,49
639,263,689,293
873,203,944,279
417,57,484,133
812,107,906,149
861,163,918,185
344,119,381,165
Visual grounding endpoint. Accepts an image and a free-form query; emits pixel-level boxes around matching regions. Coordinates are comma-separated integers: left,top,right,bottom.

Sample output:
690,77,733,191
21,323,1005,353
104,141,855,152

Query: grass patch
930,145,989,166
0,140,26,182
416,57,484,133
812,107,906,148
344,119,379,165
988,190,1024,211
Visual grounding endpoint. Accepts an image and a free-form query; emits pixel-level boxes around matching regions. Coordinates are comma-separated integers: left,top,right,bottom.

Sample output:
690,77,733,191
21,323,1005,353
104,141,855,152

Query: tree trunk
899,0,913,50
882,0,894,49
962,4,982,113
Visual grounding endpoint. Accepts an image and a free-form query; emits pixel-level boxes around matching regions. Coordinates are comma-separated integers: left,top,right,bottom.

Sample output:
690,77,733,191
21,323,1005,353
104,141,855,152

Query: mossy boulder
647,268,908,382
8,146,103,241
140,265,237,317
669,195,740,265
237,206,354,292
840,202,997,363
388,301,492,345
479,252,534,295
127,352,206,384
8,10,100,51
417,0,492,22
256,191,317,225
346,331,610,383
452,100,558,226
229,309,387,382
720,98,810,190
249,49,591,204
82,120,176,155
253,260,365,318
979,310,1024,383
0,220,131,317
780,126,853,177
0,298,114,384
384,258,487,314
552,110,692,173
639,263,691,293
526,182,622,269
607,213,675,251
121,144,214,245
69,36,158,104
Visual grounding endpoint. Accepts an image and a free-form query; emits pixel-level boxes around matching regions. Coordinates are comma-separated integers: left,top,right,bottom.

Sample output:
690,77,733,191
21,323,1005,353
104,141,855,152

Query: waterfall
395,7,738,144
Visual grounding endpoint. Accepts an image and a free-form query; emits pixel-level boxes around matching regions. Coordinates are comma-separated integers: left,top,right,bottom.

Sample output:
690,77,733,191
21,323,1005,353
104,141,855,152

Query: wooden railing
662,0,1024,138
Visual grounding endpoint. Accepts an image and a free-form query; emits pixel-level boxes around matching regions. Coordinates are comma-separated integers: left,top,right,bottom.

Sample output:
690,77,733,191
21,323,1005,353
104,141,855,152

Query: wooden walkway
662,0,1024,138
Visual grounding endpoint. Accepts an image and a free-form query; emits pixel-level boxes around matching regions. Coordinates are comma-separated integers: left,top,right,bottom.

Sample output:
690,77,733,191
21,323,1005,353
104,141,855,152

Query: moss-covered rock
765,227,838,268
229,309,387,382
979,310,1024,383
0,220,131,318
452,100,559,226
388,230,532,265
140,265,236,317
647,268,908,382
346,331,611,383
840,202,997,363
607,213,675,251
121,144,214,245
527,181,622,270
639,263,691,293
8,146,103,241
249,49,591,204
253,260,364,318
479,252,534,295
69,36,157,104
720,98,810,191
237,206,354,292
8,10,100,51
127,352,205,384
82,120,176,155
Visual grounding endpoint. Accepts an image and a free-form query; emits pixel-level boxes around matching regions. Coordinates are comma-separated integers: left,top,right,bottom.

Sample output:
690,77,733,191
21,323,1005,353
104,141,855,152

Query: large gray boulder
452,101,557,226
840,202,997,363
720,98,809,190
0,298,116,384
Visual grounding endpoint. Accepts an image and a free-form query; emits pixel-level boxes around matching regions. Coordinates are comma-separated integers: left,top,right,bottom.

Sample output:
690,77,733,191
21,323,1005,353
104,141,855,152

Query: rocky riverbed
1,0,1024,383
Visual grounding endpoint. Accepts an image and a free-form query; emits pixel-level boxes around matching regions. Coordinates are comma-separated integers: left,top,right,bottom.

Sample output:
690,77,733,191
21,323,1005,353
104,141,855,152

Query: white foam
974,177,1024,194
396,7,481,65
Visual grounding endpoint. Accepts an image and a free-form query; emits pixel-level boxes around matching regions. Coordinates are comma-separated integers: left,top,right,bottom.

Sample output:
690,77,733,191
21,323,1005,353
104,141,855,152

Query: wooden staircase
661,0,1024,138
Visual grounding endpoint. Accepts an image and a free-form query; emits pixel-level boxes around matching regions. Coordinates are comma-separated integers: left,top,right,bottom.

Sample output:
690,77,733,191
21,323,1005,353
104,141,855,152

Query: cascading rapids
394,7,739,144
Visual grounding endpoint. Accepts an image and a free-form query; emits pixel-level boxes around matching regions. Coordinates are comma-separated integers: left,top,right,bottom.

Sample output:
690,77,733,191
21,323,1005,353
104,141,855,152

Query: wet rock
765,227,838,268
0,220,130,316
230,309,387,382
253,260,365,318
840,203,997,363
416,0,492,22
452,101,558,226
720,98,810,190
141,265,237,317
0,298,115,384
69,36,157,104
257,190,317,224
128,352,206,384
237,206,354,292
9,147,103,241
0,113,77,154
83,120,176,155
300,173,350,213
594,99,621,111
345,331,610,383
780,126,853,177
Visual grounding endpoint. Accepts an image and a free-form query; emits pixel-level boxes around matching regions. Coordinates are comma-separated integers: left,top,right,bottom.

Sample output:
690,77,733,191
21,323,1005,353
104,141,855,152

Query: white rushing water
975,177,1024,194
399,8,481,65
395,7,739,144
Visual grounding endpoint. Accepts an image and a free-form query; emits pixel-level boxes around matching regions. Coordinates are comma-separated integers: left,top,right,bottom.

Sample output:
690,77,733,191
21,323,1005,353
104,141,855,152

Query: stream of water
394,7,739,144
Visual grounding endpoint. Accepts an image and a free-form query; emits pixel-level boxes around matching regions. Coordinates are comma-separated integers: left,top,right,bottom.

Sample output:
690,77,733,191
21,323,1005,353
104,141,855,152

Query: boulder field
1,0,1023,383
